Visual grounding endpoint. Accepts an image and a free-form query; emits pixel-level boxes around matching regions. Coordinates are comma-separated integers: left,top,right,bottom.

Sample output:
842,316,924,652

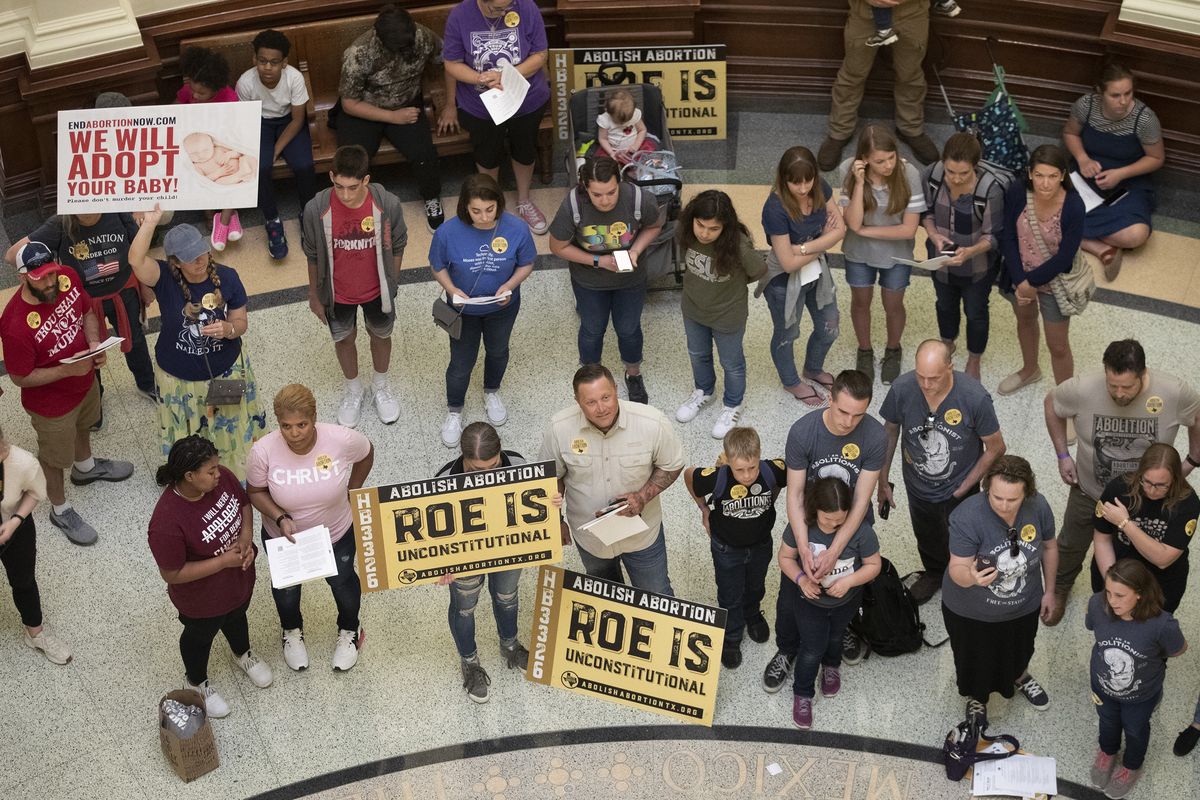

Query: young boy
869,0,961,48
300,145,407,428
236,29,318,259
684,427,787,669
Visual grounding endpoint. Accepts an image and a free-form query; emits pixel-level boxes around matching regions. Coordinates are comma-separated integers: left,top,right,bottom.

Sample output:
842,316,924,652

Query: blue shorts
844,260,911,291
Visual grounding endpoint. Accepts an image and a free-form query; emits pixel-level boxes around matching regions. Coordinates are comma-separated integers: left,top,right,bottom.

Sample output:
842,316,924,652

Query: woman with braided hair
128,207,266,479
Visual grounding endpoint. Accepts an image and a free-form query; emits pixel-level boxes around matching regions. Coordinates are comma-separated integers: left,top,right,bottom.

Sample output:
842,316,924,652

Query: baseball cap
162,224,210,263
14,241,63,279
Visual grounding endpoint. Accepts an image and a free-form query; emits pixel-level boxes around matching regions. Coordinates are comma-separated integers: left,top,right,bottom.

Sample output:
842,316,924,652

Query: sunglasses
918,411,936,442
1005,527,1019,558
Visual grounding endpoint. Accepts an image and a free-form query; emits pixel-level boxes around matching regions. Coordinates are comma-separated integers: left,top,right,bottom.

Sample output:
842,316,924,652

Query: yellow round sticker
504,10,520,27
571,438,588,454
69,241,90,260
1145,395,1163,414
490,236,508,254
1187,518,1197,537
841,443,860,460
772,459,785,470
609,221,628,236
1095,501,1105,518
201,292,218,311
25,311,41,329
730,484,748,500
944,408,962,426
360,216,374,233
315,454,333,471
1020,524,1037,543
700,467,715,476
58,274,72,292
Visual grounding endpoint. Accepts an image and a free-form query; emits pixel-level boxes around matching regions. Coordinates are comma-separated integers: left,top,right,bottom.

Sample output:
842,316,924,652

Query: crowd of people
0,1,1192,797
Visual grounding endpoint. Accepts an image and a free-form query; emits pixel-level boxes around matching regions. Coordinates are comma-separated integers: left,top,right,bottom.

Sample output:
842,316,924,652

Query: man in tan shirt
540,364,684,596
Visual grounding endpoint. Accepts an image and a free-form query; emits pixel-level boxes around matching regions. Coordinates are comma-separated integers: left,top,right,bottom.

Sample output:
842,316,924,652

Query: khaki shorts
29,379,101,470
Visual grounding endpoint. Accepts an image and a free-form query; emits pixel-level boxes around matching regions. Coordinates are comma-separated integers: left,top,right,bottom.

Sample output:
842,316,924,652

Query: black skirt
942,604,1039,703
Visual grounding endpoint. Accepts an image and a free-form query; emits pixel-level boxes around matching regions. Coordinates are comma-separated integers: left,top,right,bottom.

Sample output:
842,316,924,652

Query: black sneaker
721,642,742,669
461,660,491,704
1175,725,1200,756
761,650,795,693
881,346,903,385
746,614,770,644
265,218,289,260
966,698,988,729
909,571,942,605
500,641,529,671
625,372,648,404
425,198,445,232
842,628,868,665
1014,674,1050,710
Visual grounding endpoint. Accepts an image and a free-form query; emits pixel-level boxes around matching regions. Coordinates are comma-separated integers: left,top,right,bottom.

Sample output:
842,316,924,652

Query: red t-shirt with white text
331,192,381,304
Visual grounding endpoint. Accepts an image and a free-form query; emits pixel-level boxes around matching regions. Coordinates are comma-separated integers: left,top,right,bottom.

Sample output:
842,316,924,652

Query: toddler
596,89,659,164
869,0,961,48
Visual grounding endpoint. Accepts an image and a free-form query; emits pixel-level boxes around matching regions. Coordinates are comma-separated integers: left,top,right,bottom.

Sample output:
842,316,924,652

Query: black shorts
458,103,548,169
328,296,394,342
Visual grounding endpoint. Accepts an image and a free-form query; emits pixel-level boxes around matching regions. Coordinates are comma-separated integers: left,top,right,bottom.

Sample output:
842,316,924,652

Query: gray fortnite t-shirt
880,371,1001,503
941,492,1056,622
1085,592,1184,702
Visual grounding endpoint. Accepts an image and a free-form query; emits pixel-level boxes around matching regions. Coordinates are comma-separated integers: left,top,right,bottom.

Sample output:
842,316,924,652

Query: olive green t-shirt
680,237,766,332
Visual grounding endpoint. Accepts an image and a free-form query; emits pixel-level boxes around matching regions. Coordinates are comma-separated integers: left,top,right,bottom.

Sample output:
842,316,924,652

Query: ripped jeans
763,272,839,388
448,568,521,659
265,527,361,633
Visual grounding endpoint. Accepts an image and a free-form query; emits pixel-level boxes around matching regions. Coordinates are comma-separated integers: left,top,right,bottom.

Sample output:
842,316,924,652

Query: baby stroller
565,80,684,285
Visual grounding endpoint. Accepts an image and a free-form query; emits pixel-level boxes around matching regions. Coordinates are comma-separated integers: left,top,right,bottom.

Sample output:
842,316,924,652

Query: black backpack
850,558,947,657
942,715,1020,782
709,460,779,505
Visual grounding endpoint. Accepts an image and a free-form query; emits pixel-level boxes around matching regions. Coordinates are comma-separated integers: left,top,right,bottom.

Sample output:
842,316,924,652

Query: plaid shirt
922,171,1004,283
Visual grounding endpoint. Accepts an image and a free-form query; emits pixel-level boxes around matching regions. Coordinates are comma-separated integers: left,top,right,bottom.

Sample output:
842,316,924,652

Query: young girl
1086,559,1186,797
760,146,845,408
177,50,244,252
675,190,766,438
839,125,925,385
777,477,881,730
596,89,657,164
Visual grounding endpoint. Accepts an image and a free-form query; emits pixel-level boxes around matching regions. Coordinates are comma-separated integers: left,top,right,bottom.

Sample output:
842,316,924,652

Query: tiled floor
2,104,1200,799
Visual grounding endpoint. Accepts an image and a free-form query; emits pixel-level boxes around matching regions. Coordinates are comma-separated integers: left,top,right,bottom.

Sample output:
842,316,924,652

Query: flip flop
789,381,828,408
804,372,835,392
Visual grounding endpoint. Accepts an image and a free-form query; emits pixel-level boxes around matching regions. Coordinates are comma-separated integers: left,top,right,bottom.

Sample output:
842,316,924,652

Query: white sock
345,377,363,394
52,502,72,516
74,457,96,473
372,371,388,389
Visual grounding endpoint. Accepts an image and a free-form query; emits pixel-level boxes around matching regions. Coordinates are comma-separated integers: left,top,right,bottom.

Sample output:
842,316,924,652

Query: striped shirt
1070,94,1161,145
921,165,1005,282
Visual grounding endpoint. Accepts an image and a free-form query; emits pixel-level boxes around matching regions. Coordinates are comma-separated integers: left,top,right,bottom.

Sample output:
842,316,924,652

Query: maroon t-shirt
148,467,255,618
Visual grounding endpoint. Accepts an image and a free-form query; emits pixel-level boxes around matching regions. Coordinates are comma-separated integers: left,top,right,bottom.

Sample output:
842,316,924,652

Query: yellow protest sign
351,461,560,592
528,566,726,725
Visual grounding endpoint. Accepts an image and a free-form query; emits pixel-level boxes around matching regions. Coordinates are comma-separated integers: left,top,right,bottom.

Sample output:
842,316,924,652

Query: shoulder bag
432,222,496,340
1024,191,1095,316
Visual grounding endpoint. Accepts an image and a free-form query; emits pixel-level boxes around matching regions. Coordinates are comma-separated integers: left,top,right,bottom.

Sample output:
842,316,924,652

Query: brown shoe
1043,594,1067,627
818,136,850,172
897,130,940,164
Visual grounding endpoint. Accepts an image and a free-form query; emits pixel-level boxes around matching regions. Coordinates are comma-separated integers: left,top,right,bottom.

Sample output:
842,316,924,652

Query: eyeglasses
1140,476,1171,492
1005,527,1019,558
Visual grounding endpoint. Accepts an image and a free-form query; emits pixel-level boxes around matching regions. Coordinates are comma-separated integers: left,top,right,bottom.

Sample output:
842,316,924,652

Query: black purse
431,297,463,339
202,350,247,407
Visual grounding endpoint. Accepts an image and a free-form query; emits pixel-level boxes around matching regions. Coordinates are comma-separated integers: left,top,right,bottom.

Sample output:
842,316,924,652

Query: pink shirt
247,423,371,543
1017,205,1063,293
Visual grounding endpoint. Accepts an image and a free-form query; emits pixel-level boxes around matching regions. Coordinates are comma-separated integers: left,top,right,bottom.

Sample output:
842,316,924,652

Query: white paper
452,290,512,306
971,755,1057,798
480,59,529,125
614,250,634,272
578,507,647,546
265,525,338,590
798,260,822,286
891,255,951,269
765,763,782,776
61,335,125,363
1070,171,1106,212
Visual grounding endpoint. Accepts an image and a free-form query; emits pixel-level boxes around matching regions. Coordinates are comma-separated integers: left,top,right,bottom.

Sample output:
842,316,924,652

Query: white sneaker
484,392,508,425
441,412,463,448
675,389,713,423
281,628,309,671
234,649,273,688
24,627,72,665
332,627,364,671
712,405,742,439
373,382,400,424
186,679,230,719
337,386,365,428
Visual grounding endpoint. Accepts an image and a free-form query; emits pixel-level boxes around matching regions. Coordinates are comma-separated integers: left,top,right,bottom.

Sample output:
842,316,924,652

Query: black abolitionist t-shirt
692,459,787,548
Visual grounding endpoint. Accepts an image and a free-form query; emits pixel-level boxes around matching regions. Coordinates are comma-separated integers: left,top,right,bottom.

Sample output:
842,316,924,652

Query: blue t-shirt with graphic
429,212,536,316
152,260,247,380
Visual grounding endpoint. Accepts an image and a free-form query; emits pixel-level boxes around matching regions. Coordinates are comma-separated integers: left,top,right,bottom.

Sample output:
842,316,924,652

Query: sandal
803,371,835,392
787,382,828,408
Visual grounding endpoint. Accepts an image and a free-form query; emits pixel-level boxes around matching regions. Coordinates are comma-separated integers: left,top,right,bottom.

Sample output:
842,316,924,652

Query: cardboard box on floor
158,688,219,782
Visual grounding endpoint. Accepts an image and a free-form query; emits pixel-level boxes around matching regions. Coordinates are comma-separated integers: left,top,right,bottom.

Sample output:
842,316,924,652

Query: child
177,50,243,252
869,1,962,48
1086,559,1187,798
236,29,317,260
684,427,787,669
596,89,658,164
178,46,212,92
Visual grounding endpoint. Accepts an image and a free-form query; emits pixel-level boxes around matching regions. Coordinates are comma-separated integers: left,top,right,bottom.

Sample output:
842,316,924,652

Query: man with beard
0,243,134,545
1044,339,1200,624
878,340,1005,604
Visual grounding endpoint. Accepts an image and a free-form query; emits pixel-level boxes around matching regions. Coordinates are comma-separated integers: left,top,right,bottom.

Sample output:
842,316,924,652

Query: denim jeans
774,571,800,654
571,279,646,366
683,317,747,407
258,114,317,220
266,527,361,632
792,594,858,698
709,537,772,645
763,272,838,388
576,525,673,596
446,299,520,410
1095,685,1160,770
448,568,521,659
933,275,992,355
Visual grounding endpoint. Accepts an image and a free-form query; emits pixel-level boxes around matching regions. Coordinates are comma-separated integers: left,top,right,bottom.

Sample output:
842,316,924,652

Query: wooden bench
181,5,554,185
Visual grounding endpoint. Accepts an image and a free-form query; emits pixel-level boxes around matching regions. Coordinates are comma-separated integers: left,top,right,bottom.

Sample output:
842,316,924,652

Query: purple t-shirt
443,0,550,120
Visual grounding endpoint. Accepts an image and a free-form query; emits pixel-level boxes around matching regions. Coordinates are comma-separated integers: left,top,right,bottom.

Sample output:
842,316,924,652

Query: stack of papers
481,59,529,125
1070,171,1128,213
452,290,512,306
891,255,952,269
971,747,1057,799
578,505,647,546
265,525,338,589
61,336,124,363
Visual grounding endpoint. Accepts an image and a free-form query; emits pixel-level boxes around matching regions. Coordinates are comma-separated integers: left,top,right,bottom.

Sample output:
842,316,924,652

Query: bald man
878,340,1006,603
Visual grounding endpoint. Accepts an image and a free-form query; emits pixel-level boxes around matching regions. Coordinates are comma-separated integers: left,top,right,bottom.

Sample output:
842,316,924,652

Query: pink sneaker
515,200,548,235
820,665,841,697
227,211,243,242
211,213,229,251
792,696,813,729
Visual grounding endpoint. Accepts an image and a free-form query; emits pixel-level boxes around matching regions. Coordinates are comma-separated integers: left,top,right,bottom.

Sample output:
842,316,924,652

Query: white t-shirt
597,107,643,153
236,64,309,119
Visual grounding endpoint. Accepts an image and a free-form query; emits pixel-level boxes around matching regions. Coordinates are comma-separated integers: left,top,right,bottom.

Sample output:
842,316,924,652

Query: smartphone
975,554,995,573
597,498,627,515
613,250,634,272
878,482,895,520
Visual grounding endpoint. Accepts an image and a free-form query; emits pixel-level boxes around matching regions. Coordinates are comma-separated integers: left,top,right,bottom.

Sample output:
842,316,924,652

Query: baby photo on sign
183,132,257,186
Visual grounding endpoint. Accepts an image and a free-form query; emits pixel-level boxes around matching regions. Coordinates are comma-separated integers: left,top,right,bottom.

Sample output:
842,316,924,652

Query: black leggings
1,515,42,628
178,599,252,685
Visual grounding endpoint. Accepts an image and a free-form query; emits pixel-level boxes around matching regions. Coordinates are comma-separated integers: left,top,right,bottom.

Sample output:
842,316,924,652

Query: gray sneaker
49,508,98,546
69,457,134,486
881,347,903,385
462,660,491,703
501,641,529,671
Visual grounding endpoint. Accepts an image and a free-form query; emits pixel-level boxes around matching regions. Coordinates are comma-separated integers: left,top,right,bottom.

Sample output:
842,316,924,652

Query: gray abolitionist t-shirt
783,521,879,609
784,410,887,524
1085,592,1184,703
548,182,666,292
879,371,1000,503
941,492,1056,622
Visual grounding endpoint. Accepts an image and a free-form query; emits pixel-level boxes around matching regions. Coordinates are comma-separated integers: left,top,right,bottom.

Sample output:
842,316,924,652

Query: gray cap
162,224,210,262
95,92,132,109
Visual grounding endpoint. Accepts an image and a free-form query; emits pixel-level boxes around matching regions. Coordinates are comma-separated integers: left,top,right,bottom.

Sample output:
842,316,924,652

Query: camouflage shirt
339,24,442,109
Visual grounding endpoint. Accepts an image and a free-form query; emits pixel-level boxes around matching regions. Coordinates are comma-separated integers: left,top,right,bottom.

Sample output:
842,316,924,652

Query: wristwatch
592,254,599,268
